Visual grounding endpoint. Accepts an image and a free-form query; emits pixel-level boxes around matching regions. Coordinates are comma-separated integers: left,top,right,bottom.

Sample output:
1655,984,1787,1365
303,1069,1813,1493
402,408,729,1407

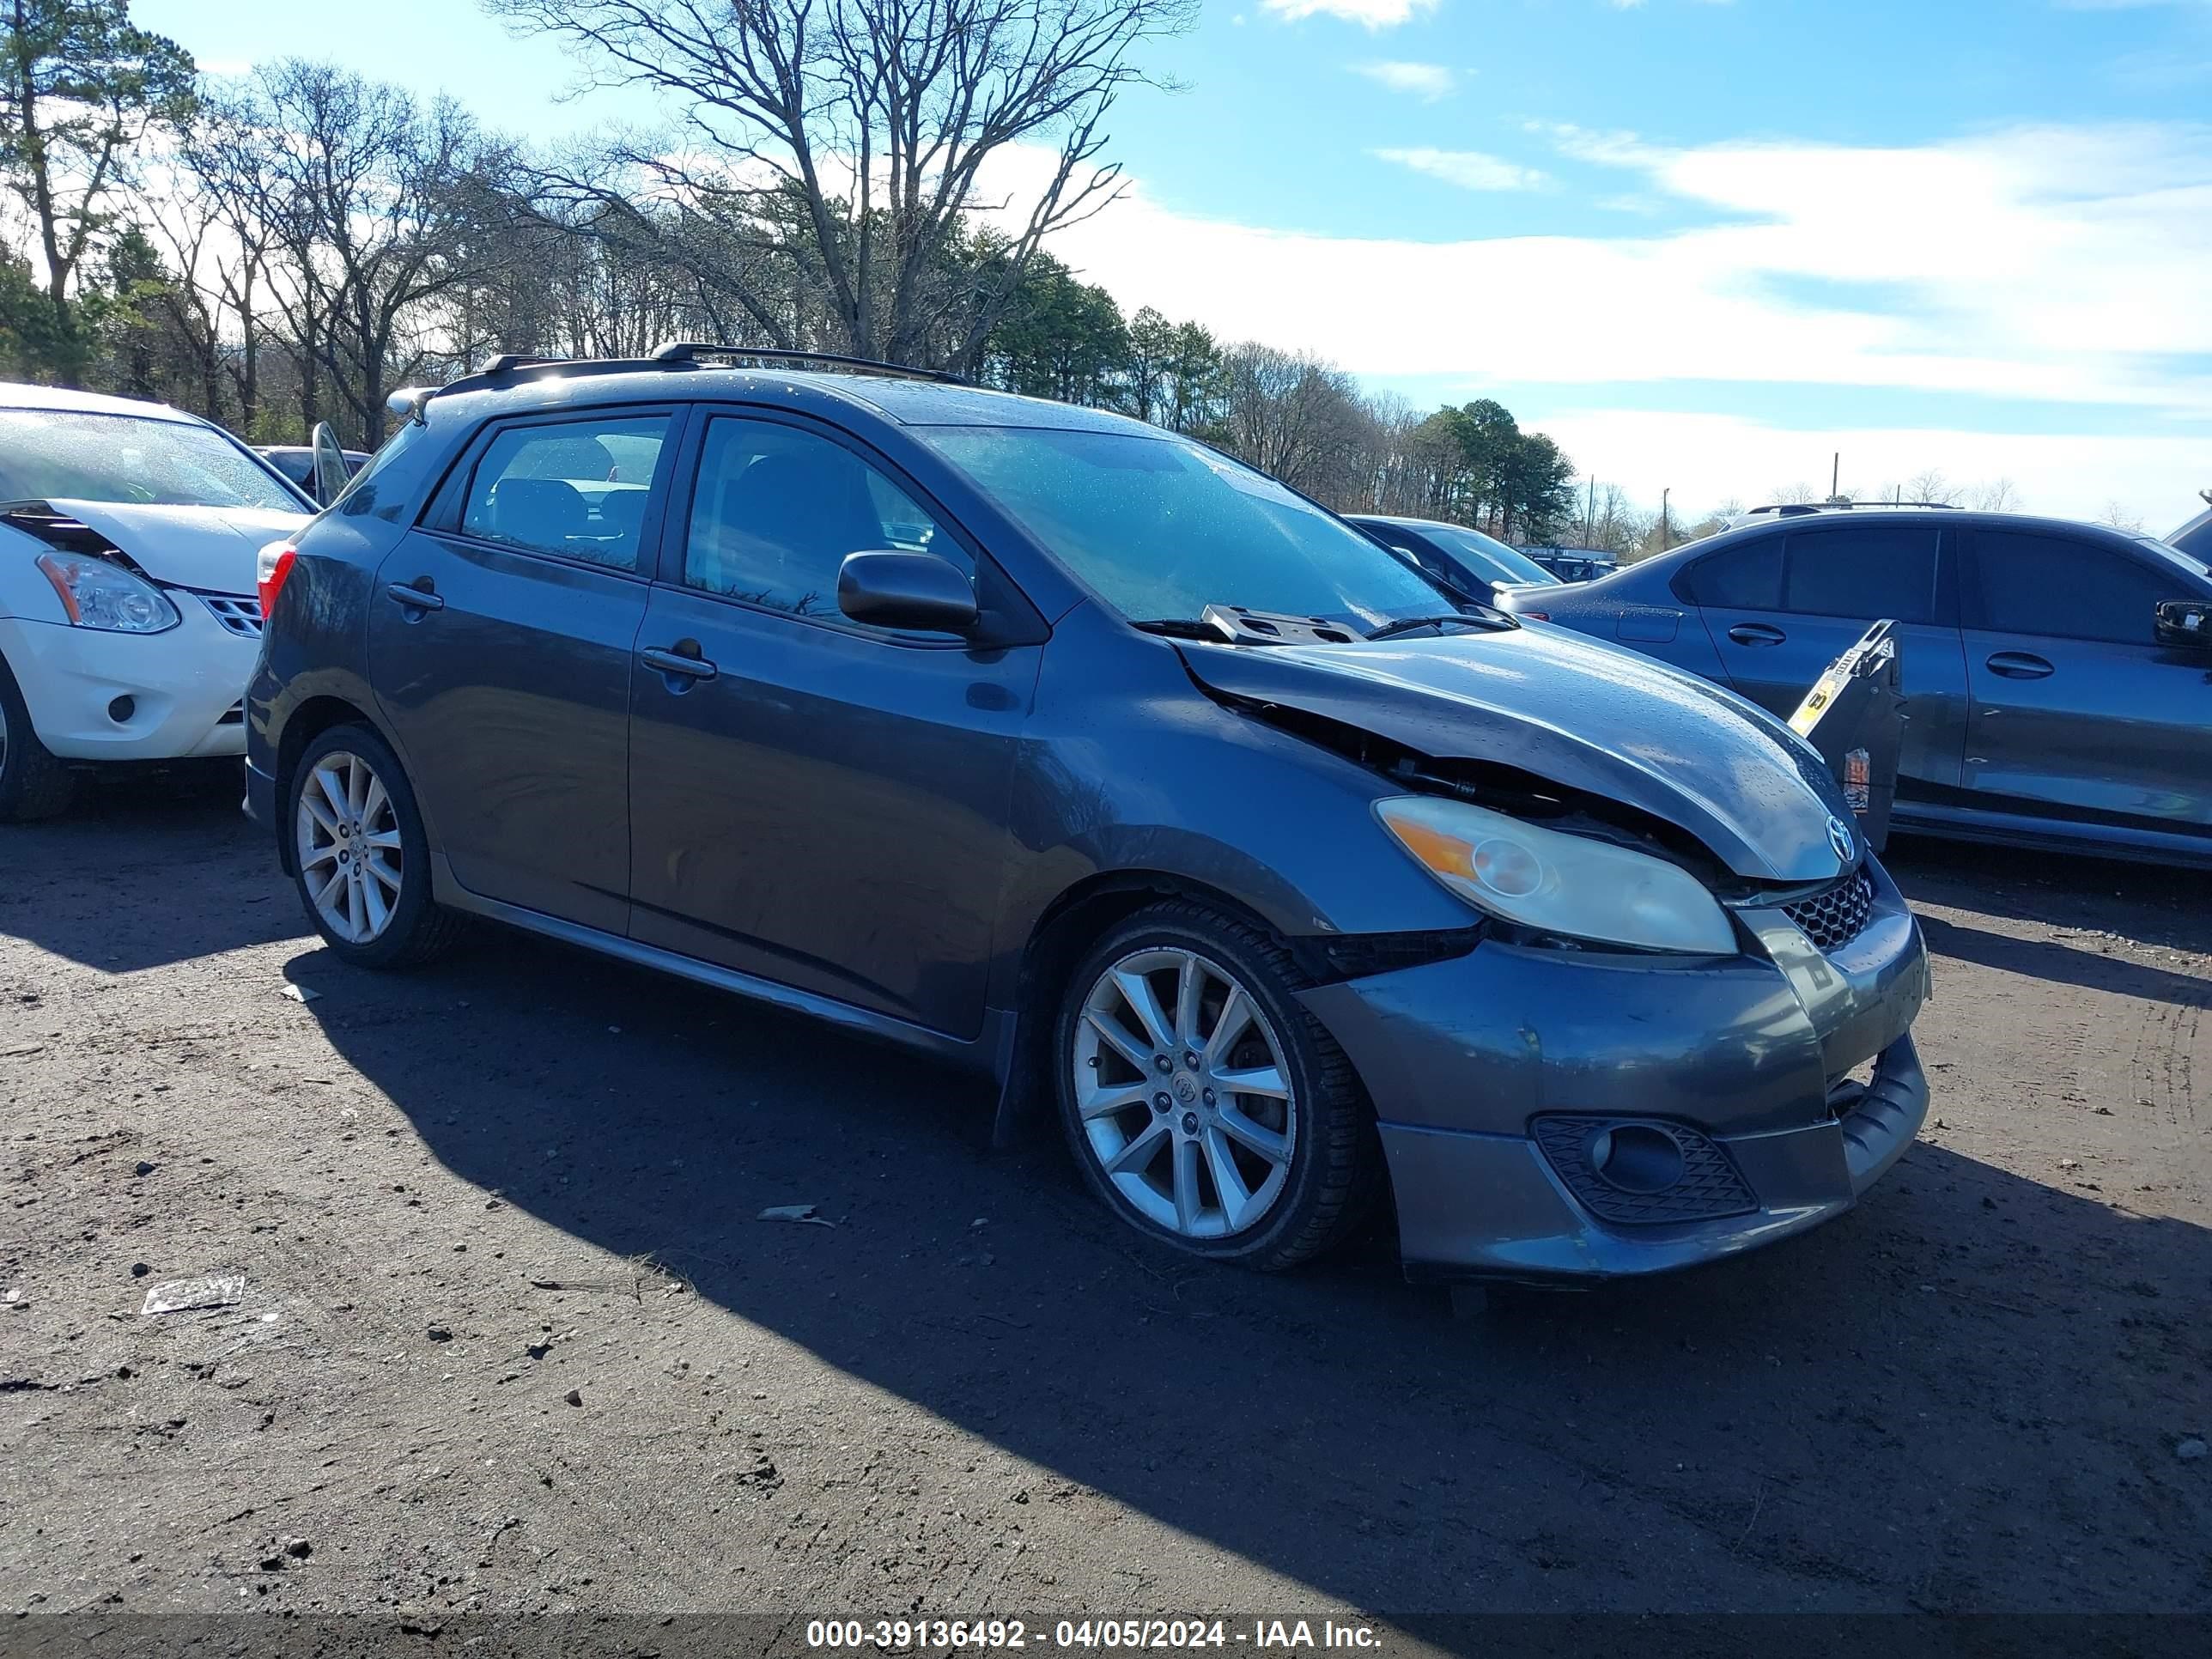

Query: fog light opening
1587,1124,1685,1194
106,695,136,725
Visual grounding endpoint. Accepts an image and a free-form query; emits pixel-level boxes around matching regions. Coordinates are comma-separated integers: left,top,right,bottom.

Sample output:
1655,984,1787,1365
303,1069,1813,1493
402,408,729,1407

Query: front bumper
0,606,256,761
1299,858,1932,1282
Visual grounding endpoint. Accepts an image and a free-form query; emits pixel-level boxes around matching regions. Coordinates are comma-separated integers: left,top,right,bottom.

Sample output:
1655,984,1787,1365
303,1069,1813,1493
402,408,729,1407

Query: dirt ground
2,764,2208,1632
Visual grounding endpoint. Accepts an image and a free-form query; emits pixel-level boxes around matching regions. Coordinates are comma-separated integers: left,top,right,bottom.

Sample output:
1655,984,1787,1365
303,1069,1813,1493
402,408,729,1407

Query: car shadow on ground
291,906,2212,1613
1887,833,2212,954
0,761,306,973
1913,913,2212,1004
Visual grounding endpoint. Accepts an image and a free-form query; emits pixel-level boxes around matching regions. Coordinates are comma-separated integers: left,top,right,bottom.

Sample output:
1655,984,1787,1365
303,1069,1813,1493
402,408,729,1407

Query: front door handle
1727,621,1786,647
386,580,443,613
640,644,718,683
1985,651,2053,680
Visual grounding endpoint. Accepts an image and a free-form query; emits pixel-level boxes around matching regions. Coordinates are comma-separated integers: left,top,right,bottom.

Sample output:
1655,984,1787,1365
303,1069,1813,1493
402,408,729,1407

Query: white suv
0,384,311,819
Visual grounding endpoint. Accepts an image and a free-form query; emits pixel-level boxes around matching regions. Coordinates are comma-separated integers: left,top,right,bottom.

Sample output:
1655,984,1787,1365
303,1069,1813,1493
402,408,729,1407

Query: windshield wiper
1365,610,1515,641
1130,617,1224,641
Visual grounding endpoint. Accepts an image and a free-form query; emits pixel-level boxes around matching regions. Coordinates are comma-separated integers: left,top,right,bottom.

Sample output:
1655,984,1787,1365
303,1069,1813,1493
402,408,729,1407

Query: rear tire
0,650,75,823
288,724,465,969
1052,899,1378,1272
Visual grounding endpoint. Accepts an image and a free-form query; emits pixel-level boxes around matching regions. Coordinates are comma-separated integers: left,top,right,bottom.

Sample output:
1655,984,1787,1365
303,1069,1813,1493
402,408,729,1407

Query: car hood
1177,626,1856,883
41,499,308,593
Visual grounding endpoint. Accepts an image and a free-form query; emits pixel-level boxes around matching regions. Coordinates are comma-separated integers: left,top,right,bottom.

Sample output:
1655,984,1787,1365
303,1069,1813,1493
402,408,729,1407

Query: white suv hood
45,499,309,594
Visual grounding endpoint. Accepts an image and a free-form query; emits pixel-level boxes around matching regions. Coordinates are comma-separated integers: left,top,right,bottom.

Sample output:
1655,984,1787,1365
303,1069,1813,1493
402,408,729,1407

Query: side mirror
837,550,978,634
308,421,349,507
2155,599,2212,649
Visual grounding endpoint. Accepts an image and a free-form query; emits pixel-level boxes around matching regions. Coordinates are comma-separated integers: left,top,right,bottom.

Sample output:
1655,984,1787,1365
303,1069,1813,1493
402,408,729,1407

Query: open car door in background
1789,619,1905,854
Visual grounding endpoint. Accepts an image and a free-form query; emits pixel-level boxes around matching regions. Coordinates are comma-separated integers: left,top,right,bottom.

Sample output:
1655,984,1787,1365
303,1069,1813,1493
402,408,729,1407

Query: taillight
1520,610,1550,622
257,542,297,618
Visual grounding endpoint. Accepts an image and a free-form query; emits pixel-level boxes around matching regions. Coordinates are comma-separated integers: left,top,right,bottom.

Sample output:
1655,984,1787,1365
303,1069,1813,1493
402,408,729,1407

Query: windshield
920,427,1451,627
1422,524,1559,586
0,408,303,512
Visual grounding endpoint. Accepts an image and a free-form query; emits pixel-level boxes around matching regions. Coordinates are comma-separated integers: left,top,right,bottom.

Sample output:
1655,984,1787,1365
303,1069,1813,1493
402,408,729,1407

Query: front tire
0,650,76,823
288,724,463,969
1053,900,1376,1271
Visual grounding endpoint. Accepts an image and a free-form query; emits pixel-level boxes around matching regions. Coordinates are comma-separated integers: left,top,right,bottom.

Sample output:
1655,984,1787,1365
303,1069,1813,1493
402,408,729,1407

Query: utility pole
1659,487,1670,553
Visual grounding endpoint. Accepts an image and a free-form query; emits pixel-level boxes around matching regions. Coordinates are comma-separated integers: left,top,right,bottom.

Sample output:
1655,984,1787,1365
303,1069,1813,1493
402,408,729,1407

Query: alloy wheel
295,750,404,945
1070,946,1298,1239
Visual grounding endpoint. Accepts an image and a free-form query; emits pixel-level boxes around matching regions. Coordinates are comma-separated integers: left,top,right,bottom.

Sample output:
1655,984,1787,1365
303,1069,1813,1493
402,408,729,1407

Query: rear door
1960,526,2212,838
1686,521,1969,796
369,404,681,933
625,410,1041,1040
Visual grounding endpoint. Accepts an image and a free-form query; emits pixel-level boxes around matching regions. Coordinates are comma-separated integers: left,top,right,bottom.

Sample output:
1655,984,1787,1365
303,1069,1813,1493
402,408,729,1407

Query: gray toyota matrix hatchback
244,347,1932,1284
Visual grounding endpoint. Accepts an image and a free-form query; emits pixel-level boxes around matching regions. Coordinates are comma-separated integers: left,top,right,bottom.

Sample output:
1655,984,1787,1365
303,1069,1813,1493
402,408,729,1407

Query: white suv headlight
34,550,180,634
1375,795,1737,955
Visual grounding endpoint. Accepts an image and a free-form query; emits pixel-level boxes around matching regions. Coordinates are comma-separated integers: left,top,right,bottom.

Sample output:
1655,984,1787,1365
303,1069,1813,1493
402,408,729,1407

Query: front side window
459,415,670,571
919,427,1445,626
0,409,304,511
683,417,961,623
1968,531,2176,645
1781,526,1942,624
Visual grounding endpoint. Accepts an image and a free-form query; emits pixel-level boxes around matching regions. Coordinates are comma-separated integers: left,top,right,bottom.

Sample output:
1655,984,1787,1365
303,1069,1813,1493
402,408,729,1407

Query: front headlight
35,551,180,634
1375,795,1737,955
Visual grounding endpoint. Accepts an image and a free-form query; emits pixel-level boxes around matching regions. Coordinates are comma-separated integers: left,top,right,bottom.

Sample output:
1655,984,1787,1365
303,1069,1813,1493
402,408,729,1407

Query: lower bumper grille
1532,1115,1759,1225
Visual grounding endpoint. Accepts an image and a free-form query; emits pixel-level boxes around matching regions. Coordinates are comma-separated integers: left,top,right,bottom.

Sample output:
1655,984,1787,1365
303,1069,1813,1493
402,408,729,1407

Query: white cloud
1352,60,1456,100
1534,411,2208,529
1372,147,1549,191
975,119,2212,524
1261,0,1437,28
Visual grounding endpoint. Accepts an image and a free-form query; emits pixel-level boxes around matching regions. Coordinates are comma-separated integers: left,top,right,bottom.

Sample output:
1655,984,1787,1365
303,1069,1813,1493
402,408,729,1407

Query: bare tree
1970,477,2022,513
2100,500,2147,534
1218,343,1374,502
1902,467,1965,506
486,0,1194,368
239,61,510,442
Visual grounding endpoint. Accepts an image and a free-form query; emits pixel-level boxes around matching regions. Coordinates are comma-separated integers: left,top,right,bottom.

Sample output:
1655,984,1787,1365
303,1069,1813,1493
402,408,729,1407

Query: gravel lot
2,764,2208,1626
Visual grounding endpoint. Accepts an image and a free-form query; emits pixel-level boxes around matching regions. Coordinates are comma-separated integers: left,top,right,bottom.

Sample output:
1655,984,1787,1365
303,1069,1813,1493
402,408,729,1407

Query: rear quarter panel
1523,562,1733,682
248,422,460,813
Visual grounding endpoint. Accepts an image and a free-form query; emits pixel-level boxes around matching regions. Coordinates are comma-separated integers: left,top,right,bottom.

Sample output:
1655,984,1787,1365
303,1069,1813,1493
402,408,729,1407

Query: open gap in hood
0,500,151,577
1209,685,1802,901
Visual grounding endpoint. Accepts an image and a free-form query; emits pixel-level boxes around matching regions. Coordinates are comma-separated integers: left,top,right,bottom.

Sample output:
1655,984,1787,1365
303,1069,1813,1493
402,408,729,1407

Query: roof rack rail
1741,499,1964,518
648,341,968,386
476,352,569,376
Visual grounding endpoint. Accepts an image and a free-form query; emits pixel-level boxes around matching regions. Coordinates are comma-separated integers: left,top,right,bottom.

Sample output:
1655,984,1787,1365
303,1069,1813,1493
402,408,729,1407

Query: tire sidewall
1052,910,1340,1266
0,648,71,822
288,724,439,968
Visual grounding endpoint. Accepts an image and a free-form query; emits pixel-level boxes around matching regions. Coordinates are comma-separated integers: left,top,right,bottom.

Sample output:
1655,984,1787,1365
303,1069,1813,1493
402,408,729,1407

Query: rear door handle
1985,651,2053,680
386,580,443,613
1726,622,1786,647
640,644,718,683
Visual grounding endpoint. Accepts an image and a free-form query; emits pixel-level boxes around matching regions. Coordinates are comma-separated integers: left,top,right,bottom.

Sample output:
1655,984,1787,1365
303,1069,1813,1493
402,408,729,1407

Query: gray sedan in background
1501,506,2212,868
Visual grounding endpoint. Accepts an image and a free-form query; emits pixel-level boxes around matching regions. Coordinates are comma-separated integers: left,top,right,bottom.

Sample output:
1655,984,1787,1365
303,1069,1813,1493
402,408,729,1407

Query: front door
1686,520,1970,796
368,406,679,933
1960,526,2212,840
626,411,1040,1040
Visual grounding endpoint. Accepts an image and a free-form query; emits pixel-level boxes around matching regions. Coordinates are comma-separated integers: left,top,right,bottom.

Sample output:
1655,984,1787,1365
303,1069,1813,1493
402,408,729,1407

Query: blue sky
137,0,2212,528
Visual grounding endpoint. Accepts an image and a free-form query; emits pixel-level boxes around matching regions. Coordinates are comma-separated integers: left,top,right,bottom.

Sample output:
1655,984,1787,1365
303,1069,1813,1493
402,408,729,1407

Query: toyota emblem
1827,816,1856,864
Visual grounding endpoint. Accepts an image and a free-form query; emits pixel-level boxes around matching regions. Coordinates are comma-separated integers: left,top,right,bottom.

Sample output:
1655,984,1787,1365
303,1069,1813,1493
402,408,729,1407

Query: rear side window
1782,526,1942,625
1680,538,1782,609
459,415,670,572
1968,531,2173,645
682,416,963,625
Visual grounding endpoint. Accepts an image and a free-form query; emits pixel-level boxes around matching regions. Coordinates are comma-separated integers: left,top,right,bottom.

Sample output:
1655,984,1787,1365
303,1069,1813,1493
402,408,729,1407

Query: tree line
4,0,1581,542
